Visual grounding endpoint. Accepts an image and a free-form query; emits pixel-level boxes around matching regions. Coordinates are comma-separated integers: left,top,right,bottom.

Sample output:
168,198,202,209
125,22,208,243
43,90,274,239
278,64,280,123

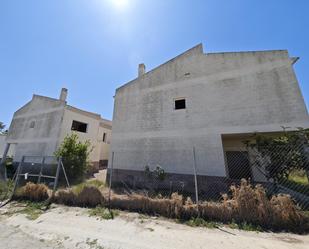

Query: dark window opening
71,120,88,133
226,151,252,180
29,121,35,128
103,132,107,142
175,99,186,110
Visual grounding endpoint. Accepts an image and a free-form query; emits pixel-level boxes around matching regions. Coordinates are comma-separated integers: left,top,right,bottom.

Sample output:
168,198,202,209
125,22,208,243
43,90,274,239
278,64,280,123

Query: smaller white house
0,134,14,159
3,88,112,169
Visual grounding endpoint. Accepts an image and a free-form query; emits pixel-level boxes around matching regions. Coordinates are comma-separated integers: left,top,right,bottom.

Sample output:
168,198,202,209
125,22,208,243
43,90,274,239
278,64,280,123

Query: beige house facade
3,88,112,168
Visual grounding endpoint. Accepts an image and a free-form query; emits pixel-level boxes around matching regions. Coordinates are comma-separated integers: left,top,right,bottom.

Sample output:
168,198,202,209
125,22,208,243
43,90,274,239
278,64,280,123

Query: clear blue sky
1,0,308,127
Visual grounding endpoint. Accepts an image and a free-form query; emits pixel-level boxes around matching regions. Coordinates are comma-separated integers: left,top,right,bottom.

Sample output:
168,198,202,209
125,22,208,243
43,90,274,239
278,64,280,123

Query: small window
175,99,186,110
29,121,35,128
103,132,107,142
71,120,88,133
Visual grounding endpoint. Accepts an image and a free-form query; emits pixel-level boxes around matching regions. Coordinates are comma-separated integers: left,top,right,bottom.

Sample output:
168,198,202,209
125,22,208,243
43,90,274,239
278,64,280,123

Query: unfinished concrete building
3,88,112,168
109,44,309,192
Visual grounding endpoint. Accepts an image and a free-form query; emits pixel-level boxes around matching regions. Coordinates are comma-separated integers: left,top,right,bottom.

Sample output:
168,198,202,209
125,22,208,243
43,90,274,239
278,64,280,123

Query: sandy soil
0,203,309,249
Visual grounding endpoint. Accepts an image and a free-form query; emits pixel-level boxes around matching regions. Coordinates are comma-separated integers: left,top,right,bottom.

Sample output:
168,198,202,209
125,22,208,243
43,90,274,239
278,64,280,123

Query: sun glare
111,0,129,9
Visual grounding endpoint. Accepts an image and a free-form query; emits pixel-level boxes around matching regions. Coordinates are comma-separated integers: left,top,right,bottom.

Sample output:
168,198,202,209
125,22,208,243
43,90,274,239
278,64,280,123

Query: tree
55,133,93,182
247,128,309,182
0,122,8,135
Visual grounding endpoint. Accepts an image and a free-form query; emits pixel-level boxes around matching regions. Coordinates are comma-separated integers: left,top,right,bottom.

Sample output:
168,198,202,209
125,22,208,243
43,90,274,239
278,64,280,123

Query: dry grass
15,180,309,233
108,180,308,232
226,180,306,230
109,192,183,218
75,186,104,207
15,182,50,202
54,186,104,207
53,189,76,206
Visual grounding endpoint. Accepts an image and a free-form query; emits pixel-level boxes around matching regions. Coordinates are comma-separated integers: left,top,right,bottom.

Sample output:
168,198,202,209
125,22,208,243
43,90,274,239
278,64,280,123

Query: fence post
11,156,24,199
304,145,309,180
60,159,70,188
108,152,115,211
53,157,61,192
37,157,45,184
192,147,199,207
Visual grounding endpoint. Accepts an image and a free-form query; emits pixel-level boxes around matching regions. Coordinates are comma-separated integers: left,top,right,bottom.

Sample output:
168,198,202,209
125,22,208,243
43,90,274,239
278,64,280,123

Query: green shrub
55,133,93,183
144,165,166,181
0,179,14,201
88,206,119,220
19,201,47,220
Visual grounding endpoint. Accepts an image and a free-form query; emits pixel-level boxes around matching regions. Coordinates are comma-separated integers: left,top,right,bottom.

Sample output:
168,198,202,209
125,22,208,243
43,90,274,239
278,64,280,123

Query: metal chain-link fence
11,156,70,196
108,143,309,209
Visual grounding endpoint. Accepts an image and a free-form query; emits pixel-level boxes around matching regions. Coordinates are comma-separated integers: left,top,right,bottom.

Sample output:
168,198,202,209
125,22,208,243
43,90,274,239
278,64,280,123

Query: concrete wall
6,93,112,165
6,95,65,162
0,134,14,158
60,107,112,163
110,44,309,179
98,125,111,162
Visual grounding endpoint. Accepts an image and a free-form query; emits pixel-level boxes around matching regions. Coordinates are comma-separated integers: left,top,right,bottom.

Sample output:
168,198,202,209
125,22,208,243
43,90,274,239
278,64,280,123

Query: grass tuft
185,218,217,229
19,201,47,220
88,206,119,220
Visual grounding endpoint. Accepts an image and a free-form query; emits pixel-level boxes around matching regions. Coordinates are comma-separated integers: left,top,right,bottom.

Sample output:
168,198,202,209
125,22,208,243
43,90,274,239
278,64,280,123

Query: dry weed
23,180,307,232
76,186,104,207
16,182,50,201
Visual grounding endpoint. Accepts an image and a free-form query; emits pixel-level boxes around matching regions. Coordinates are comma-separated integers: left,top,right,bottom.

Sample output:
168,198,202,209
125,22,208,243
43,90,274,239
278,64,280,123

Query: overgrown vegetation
12,180,309,233
54,133,93,182
0,179,14,201
0,121,8,134
88,206,119,220
145,165,166,181
15,182,50,201
2,201,48,220
289,169,309,185
247,128,309,183
53,180,105,207
72,179,105,195
18,201,48,220
185,218,218,229
279,169,309,197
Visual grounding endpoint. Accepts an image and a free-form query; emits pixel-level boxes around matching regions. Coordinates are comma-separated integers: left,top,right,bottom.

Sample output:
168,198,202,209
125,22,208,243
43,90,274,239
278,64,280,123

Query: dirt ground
0,203,309,249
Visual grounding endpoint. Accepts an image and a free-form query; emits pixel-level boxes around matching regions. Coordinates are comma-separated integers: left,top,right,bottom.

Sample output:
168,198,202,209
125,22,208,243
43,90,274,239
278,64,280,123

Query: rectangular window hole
175,99,186,110
71,120,88,133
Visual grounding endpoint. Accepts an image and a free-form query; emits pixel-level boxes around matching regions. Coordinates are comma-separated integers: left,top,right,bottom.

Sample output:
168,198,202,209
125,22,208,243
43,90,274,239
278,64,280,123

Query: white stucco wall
6,95,65,162
6,92,112,164
110,44,309,177
0,134,14,158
